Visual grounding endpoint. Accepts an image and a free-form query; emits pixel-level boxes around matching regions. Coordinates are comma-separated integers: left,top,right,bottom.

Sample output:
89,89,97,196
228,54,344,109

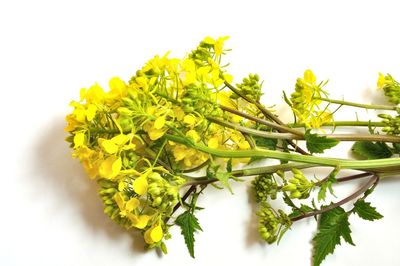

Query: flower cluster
256,202,292,244
65,36,256,249
282,168,314,199
290,69,333,129
379,113,400,135
378,73,400,105
252,174,278,201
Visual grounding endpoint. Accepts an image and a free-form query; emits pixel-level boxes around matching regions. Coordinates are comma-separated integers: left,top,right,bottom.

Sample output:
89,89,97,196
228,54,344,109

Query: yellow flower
143,121,167,141
186,129,200,142
86,104,97,121
83,83,106,104
133,172,149,195
99,155,122,179
238,140,250,150
108,77,127,99
180,59,196,85
183,114,196,127
144,224,163,244
154,116,166,129
73,132,85,148
214,36,229,57
129,214,151,229
173,107,185,121
208,136,219,149
114,192,140,217
99,134,133,154
72,146,99,179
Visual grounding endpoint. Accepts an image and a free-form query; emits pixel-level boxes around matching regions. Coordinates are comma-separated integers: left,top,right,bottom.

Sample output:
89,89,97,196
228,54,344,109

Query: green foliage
317,168,339,202
175,211,203,258
313,207,354,266
253,136,278,150
352,141,393,159
353,200,383,221
305,130,339,154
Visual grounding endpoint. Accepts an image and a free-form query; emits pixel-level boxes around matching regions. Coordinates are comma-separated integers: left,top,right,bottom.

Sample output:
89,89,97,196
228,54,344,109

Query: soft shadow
35,116,145,253
245,184,264,247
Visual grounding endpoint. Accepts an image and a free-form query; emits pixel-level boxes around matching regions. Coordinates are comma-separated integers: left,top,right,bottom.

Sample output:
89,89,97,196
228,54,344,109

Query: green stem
289,121,385,128
315,97,397,111
219,105,304,136
165,134,400,172
208,117,400,143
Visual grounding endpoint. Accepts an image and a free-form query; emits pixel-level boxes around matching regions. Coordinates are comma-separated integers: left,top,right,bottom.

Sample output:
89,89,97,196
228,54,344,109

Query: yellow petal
86,104,97,121
131,214,150,229
73,132,85,148
208,137,219,149
111,134,130,146
148,128,166,140
203,36,216,44
377,73,386,89
99,156,121,179
113,192,125,210
101,139,119,154
186,130,200,142
125,198,140,212
150,225,163,242
304,69,316,84
173,107,185,121
109,77,126,95
238,140,250,150
223,73,233,83
144,227,154,244
133,174,148,195
183,114,196,126
154,116,166,129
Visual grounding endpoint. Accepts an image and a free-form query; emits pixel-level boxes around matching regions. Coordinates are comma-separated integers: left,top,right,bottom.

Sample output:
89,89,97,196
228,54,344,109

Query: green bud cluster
97,178,131,227
380,74,400,105
147,173,185,212
282,168,314,199
379,113,400,135
256,202,292,244
234,74,263,102
252,174,278,201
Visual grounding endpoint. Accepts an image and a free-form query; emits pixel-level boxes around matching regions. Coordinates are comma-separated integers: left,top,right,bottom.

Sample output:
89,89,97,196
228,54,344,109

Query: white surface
1,0,400,265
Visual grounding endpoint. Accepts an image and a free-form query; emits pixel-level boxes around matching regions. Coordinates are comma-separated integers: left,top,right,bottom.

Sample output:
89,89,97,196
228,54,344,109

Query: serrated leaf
175,211,202,258
253,136,278,150
216,172,233,194
353,200,383,221
313,207,354,266
352,141,393,159
318,174,338,202
305,130,339,154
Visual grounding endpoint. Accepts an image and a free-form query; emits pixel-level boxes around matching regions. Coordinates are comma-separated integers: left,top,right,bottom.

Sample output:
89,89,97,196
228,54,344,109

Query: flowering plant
65,37,400,265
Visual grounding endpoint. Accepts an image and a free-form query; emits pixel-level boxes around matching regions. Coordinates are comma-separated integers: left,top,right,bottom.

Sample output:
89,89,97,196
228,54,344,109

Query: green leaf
253,136,278,150
352,200,383,221
393,143,400,154
175,211,203,258
313,207,354,266
305,130,339,154
216,172,233,194
317,171,338,202
352,141,393,159
226,158,232,173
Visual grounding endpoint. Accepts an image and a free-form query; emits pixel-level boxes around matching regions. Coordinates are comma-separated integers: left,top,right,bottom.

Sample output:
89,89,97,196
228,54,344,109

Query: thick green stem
289,121,385,128
165,134,400,172
208,117,400,143
316,97,397,111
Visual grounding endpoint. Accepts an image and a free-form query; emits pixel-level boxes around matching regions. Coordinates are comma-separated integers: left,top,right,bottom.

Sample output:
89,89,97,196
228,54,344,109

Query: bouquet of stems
65,37,400,266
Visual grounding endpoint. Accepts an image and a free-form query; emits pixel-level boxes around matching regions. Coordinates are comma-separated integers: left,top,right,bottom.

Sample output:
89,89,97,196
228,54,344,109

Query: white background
1,0,400,265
